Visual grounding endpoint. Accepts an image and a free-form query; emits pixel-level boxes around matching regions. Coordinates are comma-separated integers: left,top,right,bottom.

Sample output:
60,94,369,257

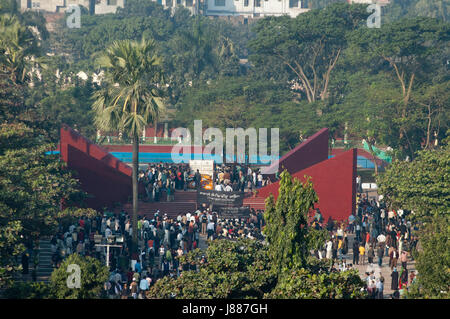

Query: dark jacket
391,271,399,290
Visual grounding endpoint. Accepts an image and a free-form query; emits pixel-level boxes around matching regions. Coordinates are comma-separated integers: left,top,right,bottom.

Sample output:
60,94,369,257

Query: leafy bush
266,268,366,299
3,281,52,299
49,254,109,299
147,239,277,299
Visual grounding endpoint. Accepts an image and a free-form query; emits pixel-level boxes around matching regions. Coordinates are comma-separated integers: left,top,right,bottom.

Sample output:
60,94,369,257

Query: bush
49,254,109,299
3,281,52,299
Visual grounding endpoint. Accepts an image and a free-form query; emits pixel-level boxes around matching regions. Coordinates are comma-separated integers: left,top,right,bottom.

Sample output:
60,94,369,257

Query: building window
289,0,299,8
165,0,172,7
214,0,225,6
32,2,40,8
255,0,261,7
27,0,31,8
185,0,193,6
244,0,249,6
244,18,248,25
107,0,117,5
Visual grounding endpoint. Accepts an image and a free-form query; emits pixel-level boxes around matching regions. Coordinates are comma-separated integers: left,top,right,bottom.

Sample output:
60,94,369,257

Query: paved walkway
345,233,416,298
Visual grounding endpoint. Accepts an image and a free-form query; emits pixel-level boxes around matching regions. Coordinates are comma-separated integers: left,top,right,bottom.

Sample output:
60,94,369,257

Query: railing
97,136,180,145
331,140,362,149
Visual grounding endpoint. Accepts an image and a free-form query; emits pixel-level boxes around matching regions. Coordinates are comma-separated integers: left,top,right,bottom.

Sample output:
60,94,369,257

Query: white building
153,0,309,18
19,0,125,14
347,0,390,4
205,0,308,18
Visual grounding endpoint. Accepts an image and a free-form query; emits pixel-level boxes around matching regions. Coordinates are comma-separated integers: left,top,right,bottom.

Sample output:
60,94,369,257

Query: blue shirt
376,281,383,291
135,262,141,273
139,279,149,290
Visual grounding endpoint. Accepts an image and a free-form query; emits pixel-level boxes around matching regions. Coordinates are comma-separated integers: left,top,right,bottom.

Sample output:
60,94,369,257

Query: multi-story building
19,0,125,14
153,0,309,18
347,0,390,4
153,0,200,15
204,0,308,18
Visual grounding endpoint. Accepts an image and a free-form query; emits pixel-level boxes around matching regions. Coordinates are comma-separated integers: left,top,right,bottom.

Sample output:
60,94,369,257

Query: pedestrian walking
359,243,365,265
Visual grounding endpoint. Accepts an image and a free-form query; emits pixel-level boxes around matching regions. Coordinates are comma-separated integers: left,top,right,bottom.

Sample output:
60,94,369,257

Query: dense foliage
376,139,450,222
49,253,109,299
0,123,88,284
267,268,366,299
263,171,318,270
408,214,450,299
147,172,365,299
147,239,277,299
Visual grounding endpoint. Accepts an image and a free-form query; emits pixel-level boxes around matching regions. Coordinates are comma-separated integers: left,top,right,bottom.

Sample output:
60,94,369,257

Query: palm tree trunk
132,133,139,253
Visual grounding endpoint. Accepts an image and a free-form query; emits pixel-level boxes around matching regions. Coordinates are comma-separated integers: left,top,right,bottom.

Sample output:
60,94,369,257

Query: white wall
19,0,124,14
95,0,125,14
205,0,308,18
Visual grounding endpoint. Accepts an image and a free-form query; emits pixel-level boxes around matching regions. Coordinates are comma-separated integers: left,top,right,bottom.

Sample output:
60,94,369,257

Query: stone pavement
345,233,416,298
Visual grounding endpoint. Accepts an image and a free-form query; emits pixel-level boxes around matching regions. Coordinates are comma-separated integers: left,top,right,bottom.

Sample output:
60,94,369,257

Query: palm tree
0,14,39,83
92,38,165,252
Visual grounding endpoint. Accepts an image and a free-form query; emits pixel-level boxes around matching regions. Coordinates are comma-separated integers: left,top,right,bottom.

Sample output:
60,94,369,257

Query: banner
189,160,215,176
215,206,251,219
197,190,244,207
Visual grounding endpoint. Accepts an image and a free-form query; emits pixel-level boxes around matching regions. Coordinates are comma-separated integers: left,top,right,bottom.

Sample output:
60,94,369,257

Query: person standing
359,242,366,265
376,277,384,299
367,245,375,265
194,169,201,190
207,220,215,241
391,267,399,291
399,267,408,289
326,239,333,259
377,244,384,267
121,283,129,299
400,250,408,270
139,275,149,299
391,249,398,270
130,278,138,299
352,240,359,265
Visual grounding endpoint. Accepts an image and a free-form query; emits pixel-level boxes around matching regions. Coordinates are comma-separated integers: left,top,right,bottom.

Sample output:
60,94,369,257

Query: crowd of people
37,158,420,300
46,203,266,299
309,193,419,299
138,163,272,202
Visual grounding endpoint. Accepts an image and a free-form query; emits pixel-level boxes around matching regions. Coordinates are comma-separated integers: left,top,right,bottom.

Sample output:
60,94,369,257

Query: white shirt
215,184,223,191
224,185,233,192
326,241,333,251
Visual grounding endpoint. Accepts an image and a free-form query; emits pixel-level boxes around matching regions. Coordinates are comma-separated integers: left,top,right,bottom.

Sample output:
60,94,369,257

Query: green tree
146,239,277,299
384,0,449,23
408,214,450,299
92,38,165,252
249,3,369,103
263,170,318,271
35,82,97,142
376,140,450,222
347,17,450,159
3,281,52,299
267,267,366,299
49,253,109,299
0,123,87,284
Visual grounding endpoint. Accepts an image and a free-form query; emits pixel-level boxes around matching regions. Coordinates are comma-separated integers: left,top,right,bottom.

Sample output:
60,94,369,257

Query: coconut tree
92,38,165,252
0,14,39,83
